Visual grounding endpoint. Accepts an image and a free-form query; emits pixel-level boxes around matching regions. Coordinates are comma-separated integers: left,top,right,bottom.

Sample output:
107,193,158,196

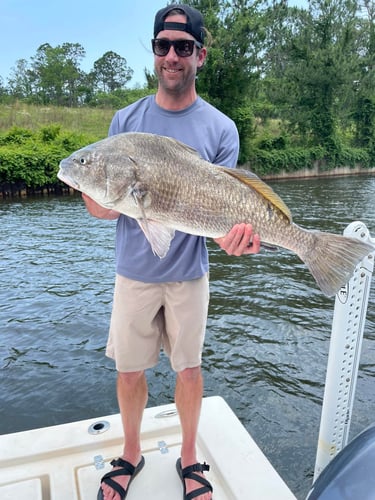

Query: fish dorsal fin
164,136,203,158
219,167,292,222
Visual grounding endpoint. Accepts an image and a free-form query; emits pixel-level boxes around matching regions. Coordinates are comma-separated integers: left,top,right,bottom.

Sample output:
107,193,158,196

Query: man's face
153,14,206,95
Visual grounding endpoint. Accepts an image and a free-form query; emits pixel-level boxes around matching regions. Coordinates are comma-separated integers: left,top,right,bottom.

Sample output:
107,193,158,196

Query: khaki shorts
106,273,209,372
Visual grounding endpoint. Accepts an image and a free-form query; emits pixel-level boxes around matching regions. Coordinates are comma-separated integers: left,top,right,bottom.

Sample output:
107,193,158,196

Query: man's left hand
214,223,261,256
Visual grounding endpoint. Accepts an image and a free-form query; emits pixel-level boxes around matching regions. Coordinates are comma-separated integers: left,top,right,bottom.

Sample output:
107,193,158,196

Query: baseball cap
153,4,205,44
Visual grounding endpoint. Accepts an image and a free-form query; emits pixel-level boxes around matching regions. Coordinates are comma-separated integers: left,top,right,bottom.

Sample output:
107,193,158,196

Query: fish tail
300,231,374,296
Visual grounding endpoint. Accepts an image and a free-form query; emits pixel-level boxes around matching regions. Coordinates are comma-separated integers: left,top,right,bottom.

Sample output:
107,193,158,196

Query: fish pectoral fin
137,219,175,259
219,167,292,222
130,182,151,209
131,183,173,258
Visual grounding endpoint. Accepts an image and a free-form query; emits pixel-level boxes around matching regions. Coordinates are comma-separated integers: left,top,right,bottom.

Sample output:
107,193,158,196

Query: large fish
58,132,374,296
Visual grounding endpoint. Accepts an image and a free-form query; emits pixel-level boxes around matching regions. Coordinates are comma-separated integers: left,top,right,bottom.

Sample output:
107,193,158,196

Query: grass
0,102,114,139
0,102,286,144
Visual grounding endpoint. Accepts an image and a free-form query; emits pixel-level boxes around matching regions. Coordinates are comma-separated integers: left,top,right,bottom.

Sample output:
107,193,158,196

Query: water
1,175,375,499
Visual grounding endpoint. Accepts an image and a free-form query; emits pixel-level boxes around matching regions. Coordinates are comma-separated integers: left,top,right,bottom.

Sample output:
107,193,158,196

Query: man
84,4,260,500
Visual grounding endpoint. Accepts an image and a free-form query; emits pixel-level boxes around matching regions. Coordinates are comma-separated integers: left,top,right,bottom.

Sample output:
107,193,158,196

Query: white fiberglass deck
0,396,296,499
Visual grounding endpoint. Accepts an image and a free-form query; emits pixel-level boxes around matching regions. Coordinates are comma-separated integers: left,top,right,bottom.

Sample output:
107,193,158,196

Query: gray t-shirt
109,95,239,283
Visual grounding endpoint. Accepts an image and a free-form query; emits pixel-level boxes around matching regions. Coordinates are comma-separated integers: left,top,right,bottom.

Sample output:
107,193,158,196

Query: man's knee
118,370,145,386
177,366,202,384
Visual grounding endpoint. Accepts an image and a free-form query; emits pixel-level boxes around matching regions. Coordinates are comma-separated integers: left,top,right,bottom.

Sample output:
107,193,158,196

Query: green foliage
90,87,153,109
92,51,133,93
0,126,33,145
1,1,374,182
246,147,318,175
256,135,288,151
193,0,264,159
230,103,256,164
0,125,94,188
30,43,86,106
261,0,374,156
3,42,136,107
352,95,375,148
39,124,61,142
336,146,370,168
246,144,371,176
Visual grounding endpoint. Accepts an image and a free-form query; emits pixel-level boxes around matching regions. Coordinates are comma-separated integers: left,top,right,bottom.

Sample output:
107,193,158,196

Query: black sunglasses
151,38,203,57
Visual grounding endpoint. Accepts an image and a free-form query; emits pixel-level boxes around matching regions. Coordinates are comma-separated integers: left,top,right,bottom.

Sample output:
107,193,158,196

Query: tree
0,76,8,103
267,0,360,154
92,51,133,92
7,59,34,100
351,0,375,151
30,42,86,106
144,68,158,90
188,0,266,162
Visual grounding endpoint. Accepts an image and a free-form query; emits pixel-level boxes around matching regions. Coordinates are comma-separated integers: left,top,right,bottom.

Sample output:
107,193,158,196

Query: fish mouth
57,168,80,190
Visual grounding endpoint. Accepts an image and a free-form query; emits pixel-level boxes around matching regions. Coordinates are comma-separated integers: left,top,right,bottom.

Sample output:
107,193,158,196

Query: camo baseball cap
154,4,205,44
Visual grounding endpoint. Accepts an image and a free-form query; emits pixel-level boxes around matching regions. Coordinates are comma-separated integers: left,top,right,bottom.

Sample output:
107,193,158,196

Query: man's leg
118,371,148,462
100,370,147,500
175,366,212,499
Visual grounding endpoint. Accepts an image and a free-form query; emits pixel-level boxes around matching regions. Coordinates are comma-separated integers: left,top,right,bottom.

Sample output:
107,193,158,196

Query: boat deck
0,396,296,499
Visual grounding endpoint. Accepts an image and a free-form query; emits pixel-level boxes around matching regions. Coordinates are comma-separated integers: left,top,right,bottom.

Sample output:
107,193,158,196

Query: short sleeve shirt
109,95,239,283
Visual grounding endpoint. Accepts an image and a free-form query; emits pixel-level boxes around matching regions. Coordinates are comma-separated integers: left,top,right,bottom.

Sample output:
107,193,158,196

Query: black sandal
97,456,145,500
176,457,213,499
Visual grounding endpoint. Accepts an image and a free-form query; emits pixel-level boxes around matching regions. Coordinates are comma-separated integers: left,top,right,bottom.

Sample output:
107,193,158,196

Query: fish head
57,137,138,208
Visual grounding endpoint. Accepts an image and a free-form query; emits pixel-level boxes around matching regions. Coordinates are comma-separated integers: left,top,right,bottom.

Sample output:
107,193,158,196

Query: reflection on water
1,175,374,499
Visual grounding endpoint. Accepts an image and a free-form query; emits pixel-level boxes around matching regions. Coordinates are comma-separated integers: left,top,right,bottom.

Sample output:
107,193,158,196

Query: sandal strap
181,462,213,499
99,458,138,495
101,477,126,498
110,457,136,474
186,484,212,500
185,472,212,490
99,456,145,500
181,461,210,477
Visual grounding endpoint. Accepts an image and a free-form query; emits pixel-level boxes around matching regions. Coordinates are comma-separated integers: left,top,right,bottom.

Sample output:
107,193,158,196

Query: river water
1,175,374,499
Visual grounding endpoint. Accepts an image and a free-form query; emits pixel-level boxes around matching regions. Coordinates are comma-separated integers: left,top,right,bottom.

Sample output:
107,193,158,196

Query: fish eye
79,157,86,164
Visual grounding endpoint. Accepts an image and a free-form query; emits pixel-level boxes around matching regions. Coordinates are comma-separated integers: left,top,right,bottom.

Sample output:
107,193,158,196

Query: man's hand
214,223,261,256
82,193,120,220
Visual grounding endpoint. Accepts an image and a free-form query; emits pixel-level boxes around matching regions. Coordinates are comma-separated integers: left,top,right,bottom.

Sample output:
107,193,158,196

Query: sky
0,0,169,88
1,1,306,89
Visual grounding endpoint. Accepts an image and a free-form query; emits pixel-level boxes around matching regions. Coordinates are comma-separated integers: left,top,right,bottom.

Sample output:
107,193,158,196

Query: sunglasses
151,38,203,57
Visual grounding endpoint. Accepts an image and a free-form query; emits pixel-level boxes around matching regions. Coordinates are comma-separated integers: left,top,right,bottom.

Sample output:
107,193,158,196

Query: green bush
246,147,316,175
245,144,372,176
0,126,34,146
0,126,94,188
38,124,61,142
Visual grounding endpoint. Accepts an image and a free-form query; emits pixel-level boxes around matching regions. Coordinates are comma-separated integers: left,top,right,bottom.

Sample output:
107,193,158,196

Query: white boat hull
0,396,295,499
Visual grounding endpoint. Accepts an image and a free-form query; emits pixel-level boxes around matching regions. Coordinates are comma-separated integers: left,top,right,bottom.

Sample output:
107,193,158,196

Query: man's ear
197,47,207,69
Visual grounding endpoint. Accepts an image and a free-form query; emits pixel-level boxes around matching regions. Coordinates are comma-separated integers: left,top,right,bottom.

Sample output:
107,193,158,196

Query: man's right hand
82,193,120,220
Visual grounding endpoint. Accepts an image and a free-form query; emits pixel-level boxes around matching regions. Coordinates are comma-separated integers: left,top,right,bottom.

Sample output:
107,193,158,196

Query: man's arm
82,193,120,220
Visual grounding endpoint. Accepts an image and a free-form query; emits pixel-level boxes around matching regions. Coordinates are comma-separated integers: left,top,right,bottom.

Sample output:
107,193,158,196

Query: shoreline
1,166,374,199
259,164,375,181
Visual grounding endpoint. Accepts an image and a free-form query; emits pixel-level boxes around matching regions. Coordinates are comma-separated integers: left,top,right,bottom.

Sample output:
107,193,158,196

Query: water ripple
1,177,375,499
